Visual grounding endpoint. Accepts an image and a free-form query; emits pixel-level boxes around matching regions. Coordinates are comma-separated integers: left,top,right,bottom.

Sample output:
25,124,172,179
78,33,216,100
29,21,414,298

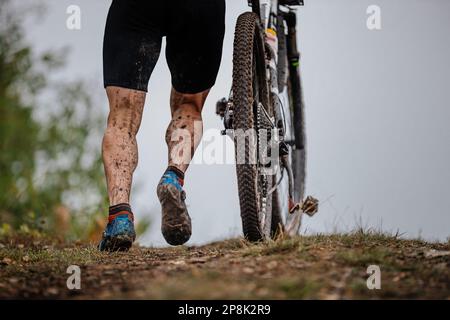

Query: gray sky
23,0,450,245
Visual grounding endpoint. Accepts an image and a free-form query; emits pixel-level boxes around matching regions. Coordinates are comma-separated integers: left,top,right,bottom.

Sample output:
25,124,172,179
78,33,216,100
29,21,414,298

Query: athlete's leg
99,0,162,251
156,88,209,246
165,87,210,173
164,0,224,173
157,0,225,246
102,86,146,206
98,87,146,251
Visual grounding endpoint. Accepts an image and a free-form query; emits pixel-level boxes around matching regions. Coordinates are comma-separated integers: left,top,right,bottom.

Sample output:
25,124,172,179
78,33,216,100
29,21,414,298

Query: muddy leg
102,86,146,205
165,87,210,173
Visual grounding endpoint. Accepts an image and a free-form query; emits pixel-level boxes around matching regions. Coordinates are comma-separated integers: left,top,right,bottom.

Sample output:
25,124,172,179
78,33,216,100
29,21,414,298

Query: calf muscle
102,86,146,205
166,88,209,172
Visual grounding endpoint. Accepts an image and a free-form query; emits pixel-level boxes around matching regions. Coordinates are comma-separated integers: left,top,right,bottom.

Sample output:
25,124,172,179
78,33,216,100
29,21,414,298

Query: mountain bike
217,0,318,241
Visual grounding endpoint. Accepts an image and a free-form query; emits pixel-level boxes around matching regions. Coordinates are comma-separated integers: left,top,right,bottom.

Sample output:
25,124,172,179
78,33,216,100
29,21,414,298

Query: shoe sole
157,184,191,246
99,234,134,252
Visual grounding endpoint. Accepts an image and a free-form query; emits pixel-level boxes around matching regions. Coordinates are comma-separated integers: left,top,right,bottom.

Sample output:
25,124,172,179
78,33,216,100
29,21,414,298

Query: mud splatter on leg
103,86,146,205
165,88,210,173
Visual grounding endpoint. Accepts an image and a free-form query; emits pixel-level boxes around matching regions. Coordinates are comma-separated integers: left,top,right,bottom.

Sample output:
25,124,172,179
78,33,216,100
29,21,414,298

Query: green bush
0,1,108,241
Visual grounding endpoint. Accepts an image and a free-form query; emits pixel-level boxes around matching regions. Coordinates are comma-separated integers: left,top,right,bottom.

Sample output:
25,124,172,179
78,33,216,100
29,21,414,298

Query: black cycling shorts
103,0,226,93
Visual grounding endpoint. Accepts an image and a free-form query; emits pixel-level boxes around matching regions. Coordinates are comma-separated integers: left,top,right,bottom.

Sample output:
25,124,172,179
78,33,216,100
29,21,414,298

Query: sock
108,203,134,222
165,166,185,186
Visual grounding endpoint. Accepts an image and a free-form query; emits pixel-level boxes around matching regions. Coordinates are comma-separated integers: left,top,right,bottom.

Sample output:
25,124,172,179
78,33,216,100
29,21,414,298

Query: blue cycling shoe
98,203,136,252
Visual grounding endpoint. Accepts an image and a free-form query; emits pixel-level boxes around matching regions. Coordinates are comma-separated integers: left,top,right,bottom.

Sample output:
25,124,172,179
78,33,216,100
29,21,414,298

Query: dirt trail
0,233,449,299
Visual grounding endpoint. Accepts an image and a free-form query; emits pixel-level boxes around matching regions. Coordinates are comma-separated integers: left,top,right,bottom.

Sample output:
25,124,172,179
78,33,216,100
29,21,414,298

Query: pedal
302,196,319,217
288,195,319,216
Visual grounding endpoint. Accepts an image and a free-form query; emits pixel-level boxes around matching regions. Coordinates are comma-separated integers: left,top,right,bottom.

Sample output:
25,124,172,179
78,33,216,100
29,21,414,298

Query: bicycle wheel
271,15,307,237
232,12,273,242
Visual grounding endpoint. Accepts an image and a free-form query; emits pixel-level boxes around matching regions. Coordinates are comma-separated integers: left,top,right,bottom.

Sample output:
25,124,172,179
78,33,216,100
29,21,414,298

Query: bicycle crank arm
282,154,319,217
288,198,301,213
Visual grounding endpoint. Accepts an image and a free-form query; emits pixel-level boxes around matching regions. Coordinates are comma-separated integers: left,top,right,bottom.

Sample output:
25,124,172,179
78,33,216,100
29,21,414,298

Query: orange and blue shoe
98,203,136,252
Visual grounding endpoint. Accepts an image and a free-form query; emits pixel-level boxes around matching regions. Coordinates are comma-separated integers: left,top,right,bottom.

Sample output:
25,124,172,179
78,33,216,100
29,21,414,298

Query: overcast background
21,0,450,245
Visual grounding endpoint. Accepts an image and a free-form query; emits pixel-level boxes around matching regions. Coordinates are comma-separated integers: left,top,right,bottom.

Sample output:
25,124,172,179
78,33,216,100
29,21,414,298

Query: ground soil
0,232,449,299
